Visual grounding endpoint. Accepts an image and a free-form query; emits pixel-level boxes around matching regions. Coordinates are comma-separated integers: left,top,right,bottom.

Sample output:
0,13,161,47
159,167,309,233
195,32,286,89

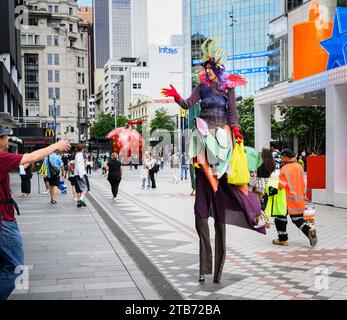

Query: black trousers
195,216,226,282
275,214,310,241
86,165,92,175
20,176,31,194
149,171,156,188
108,175,122,198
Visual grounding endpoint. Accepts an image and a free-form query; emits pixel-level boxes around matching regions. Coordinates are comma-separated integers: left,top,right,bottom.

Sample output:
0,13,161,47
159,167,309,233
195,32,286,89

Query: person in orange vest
273,149,317,247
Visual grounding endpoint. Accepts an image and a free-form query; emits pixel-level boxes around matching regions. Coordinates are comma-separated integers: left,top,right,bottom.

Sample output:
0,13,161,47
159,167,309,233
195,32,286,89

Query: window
35,35,40,44
47,35,52,46
69,24,73,32
54,54,59,65
48,5,53,13
48,54,53,65
48,88,60,99
70,40,74,47
21,35,26,45
82,73,85,85
77,73,81,84
54,5,59,13
55,70,60,82
48,70,53,82
28,35,33,45
49,105,61,117
54,36,59,46
69,7,73,15
29,18,38,26
25,87,39,101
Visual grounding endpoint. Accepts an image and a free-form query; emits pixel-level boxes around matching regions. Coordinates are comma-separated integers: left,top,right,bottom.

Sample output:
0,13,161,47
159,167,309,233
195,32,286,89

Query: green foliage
90,113,129,137
236,98,325,154
237,97,256,147
150,108,176,134
278,106,326,154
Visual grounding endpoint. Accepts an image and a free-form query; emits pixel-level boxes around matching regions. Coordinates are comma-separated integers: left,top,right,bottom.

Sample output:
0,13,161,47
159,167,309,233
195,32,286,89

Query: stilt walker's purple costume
162,38,265,283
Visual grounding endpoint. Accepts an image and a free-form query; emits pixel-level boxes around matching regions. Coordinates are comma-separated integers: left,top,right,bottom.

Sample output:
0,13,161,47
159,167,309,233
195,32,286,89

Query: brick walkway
9,174,160,300
89,166,347,300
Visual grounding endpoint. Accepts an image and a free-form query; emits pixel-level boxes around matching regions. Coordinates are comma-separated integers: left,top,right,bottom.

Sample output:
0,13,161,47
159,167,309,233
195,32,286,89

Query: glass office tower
184,0,281,98
93,0,148,69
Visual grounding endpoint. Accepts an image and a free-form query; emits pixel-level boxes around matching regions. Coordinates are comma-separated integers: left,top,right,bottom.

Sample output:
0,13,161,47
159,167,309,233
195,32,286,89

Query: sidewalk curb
87,192,184,300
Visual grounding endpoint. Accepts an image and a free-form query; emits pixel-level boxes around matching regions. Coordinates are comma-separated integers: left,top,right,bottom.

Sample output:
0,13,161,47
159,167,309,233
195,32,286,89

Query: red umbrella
106,127,144,161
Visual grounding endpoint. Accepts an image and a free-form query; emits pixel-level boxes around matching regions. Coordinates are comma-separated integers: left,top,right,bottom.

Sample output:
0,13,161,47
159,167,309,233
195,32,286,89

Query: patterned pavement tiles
89,171,347,300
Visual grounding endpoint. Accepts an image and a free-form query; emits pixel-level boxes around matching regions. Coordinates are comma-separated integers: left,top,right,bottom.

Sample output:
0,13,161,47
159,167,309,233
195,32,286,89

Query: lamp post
229,6,237,73
52,97,57,142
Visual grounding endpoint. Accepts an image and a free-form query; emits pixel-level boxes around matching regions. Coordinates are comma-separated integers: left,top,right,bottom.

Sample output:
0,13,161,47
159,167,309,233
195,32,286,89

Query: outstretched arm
20,140,71,165
162,84,201,110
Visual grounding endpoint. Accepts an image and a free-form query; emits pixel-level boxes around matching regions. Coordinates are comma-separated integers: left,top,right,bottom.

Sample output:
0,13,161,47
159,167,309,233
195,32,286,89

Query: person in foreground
162,38,266,284
273,148,317,248
0,125,70,300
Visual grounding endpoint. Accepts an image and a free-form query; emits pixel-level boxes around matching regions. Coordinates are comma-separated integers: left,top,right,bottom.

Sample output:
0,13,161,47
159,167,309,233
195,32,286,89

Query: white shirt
74,152,87,177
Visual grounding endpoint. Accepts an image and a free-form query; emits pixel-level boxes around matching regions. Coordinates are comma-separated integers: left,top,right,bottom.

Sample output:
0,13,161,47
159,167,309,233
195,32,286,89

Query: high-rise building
183,0,281,98
0,1,23,128
78,6,95,94
93,0,148,69
21,0,89,146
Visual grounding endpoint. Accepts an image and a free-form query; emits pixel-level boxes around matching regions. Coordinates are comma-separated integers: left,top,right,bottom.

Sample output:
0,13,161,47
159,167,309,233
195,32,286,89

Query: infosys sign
159,46,178,55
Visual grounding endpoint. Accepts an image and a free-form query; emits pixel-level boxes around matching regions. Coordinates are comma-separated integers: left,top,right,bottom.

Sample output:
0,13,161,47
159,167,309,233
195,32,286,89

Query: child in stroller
58,176,67,194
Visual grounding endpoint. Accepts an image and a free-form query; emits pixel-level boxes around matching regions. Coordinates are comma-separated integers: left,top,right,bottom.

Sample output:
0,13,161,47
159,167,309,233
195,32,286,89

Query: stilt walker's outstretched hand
161,84,181,101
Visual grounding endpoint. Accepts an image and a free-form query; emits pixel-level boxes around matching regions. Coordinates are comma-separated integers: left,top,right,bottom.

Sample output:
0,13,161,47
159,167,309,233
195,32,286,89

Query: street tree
150,108,176,134
278,106,326,155
90,113,129,137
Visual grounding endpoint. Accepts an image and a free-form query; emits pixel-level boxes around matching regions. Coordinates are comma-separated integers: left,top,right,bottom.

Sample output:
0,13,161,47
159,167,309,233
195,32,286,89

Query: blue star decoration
320,7,347,70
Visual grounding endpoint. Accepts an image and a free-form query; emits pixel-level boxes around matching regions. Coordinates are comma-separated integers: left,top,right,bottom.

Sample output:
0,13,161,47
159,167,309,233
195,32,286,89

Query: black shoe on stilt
213,277,220,284
199,275,205,283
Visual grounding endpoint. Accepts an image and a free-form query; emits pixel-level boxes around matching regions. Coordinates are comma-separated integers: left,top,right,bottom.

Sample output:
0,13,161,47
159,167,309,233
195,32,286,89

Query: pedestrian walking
253,148,275,228
270,141,282,171
0,125,70,300
74,144,90,208
43,152,65,204
106,153,123,201
19,163,34,197
67,160,78,202
180,152,188,181
171,152,180,184
272,148,317,247
140,158,149,189
86,156,93,176
38,161,50,194
162,38,265,284
147,154,157,189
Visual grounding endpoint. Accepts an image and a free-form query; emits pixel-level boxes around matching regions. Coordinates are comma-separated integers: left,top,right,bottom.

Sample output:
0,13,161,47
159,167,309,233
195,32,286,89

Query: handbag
227,141,251,185
253,177,269,195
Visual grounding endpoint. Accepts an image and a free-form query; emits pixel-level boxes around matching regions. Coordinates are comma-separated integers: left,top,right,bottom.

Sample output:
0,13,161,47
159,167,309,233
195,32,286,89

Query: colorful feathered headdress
201,37,228,70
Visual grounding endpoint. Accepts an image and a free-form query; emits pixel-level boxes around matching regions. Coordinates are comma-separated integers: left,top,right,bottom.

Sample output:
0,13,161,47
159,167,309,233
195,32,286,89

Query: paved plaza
9,167,347,300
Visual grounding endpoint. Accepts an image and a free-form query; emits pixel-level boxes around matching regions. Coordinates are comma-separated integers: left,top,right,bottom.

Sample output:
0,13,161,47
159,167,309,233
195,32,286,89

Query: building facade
183,0,282,99
0,0,23,129
0,0,23,153
93,0,148,69
77,6,95,95
21,0,89,145
254,1,347,208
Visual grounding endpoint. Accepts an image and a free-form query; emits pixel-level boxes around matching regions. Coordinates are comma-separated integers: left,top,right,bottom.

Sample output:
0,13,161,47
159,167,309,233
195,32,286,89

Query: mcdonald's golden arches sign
44,128,55,137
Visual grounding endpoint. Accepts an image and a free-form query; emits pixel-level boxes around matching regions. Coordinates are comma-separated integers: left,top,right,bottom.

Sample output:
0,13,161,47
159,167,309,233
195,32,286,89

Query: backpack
151,163,160,173
47,155,60,178
0,178,20,216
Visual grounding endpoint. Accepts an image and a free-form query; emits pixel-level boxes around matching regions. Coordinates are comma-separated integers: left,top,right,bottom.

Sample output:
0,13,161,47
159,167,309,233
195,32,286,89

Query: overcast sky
77,0,182,45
